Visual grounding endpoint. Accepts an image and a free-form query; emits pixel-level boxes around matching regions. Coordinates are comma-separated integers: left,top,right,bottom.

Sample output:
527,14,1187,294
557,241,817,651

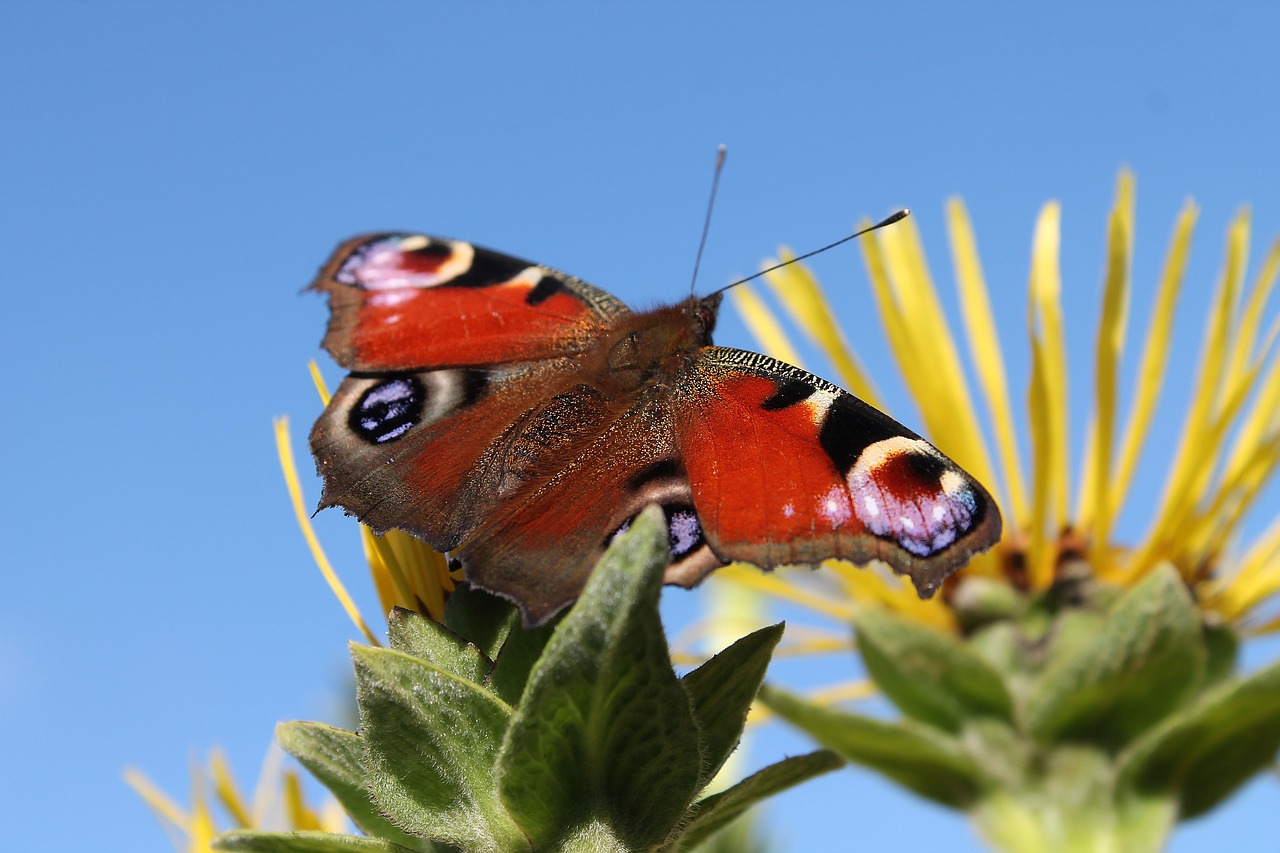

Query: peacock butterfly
309,231,1002,624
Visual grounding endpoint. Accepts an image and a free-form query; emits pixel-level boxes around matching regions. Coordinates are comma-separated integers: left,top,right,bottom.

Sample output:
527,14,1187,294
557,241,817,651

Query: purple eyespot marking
336,236,472,290
610,504,705,560
847,437,978,557
349,376,424,444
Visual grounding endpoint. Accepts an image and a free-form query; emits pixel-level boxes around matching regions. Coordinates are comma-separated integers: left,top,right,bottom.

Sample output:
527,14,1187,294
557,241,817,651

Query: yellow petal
728,283,807,369
1134,210,1250,574
763,252,884,408
877,218,998,490
1110,201,1198,514
1027,333,1056,588
274,417,381,647
1085,182,1133,573
308,360,332,406
124,768,190,837
714,563,855,621
283,769,325,831
947,198,1028,529
208,749,253,829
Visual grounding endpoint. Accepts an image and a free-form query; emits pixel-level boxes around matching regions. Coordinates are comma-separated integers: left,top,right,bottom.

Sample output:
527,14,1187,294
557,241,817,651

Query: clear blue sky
3,3,1278,851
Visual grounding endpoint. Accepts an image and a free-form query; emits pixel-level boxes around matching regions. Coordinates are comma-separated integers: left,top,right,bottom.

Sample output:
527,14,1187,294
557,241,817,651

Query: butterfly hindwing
674,347,1002,597
311,234,629,372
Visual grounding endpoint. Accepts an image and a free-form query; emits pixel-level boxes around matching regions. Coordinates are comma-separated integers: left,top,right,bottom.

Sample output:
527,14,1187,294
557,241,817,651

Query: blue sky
3,2,1279,850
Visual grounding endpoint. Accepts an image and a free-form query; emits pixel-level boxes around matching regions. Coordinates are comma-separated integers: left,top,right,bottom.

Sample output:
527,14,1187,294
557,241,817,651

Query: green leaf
352,644,525,850
275,722,437,852
681,622,785,789
1023,566,1204,747
498,507,701,850
213,831,417,853
670,751,841,852
1119,657,1280,819
486,617,561,707
441,583,517,661
386,608,490,684
759,685,982,808
854,607,1013,731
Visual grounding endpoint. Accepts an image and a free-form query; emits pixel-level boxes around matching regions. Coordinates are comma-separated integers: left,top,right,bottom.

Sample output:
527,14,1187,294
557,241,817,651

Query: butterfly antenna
708,208,910,298
689,144,728,297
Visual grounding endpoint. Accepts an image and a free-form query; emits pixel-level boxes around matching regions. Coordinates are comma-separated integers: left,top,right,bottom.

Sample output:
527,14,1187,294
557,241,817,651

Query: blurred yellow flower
723,170,1280,674
126,746,346,853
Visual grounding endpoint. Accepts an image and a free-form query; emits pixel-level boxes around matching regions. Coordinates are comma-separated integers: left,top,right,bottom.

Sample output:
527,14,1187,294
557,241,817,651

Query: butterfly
309,232,1002,624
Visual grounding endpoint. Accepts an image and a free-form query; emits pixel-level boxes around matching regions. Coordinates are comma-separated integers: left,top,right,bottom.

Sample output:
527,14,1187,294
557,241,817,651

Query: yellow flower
722,170,1280,682
126,745,346,852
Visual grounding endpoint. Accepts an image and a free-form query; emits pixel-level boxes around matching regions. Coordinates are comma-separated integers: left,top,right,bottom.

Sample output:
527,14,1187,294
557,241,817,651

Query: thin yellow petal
1027,332,1056,588
728,284,807,369
208,749,253,829
283,769,325,830
1086,192,1133,573
1221,239,1280,481
308,360,332,406
1221,215,1271,404
124,768,190,834
1110,202,1198,513
1212,515,1280,623
715,563,855,621
274,417,381,647
764,253,884,408
824,560,959,633
187,793,218,853
947,198,1028,528
878,215,999,495
1028,202,1070,533
1135,211,1250,573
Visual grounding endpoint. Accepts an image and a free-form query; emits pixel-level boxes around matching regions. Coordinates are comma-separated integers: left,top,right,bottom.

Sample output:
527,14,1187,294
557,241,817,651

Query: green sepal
497,506,702,850
213,831,417,852
387,608,490,684
667,751,842,852
853,607,1013,731
352,644,524,850
1023,566,1204,747
681,622,786,789
758,685,982,808
1118,656,1280,819
275,721,439,853
1201,621,1239,688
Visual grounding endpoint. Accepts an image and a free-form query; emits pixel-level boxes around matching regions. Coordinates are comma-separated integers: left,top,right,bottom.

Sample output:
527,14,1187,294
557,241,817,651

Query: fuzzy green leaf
759,685,982,808
1119,657,1280,819
498,507,701,850
486,617,560,707
1023,566,1204,747
213,831,416,852
681,622,785,789
386,608,489,684
854,607,1013,731
352,645,524,850
275,722,438,852
441,583,517,662
670,751,841,852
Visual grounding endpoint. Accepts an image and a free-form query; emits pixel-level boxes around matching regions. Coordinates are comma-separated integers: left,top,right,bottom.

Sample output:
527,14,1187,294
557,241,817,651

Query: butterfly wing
673,347,1002,597
311,233,629,372
453,401,723,624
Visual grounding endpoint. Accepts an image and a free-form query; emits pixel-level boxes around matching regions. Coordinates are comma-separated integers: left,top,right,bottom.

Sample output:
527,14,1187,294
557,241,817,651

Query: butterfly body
310,233,1001,624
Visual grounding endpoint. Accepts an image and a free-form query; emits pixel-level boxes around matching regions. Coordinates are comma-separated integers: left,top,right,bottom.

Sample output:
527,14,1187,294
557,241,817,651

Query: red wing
673,348,1002,597
311,234,629,372
455,404,722,626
